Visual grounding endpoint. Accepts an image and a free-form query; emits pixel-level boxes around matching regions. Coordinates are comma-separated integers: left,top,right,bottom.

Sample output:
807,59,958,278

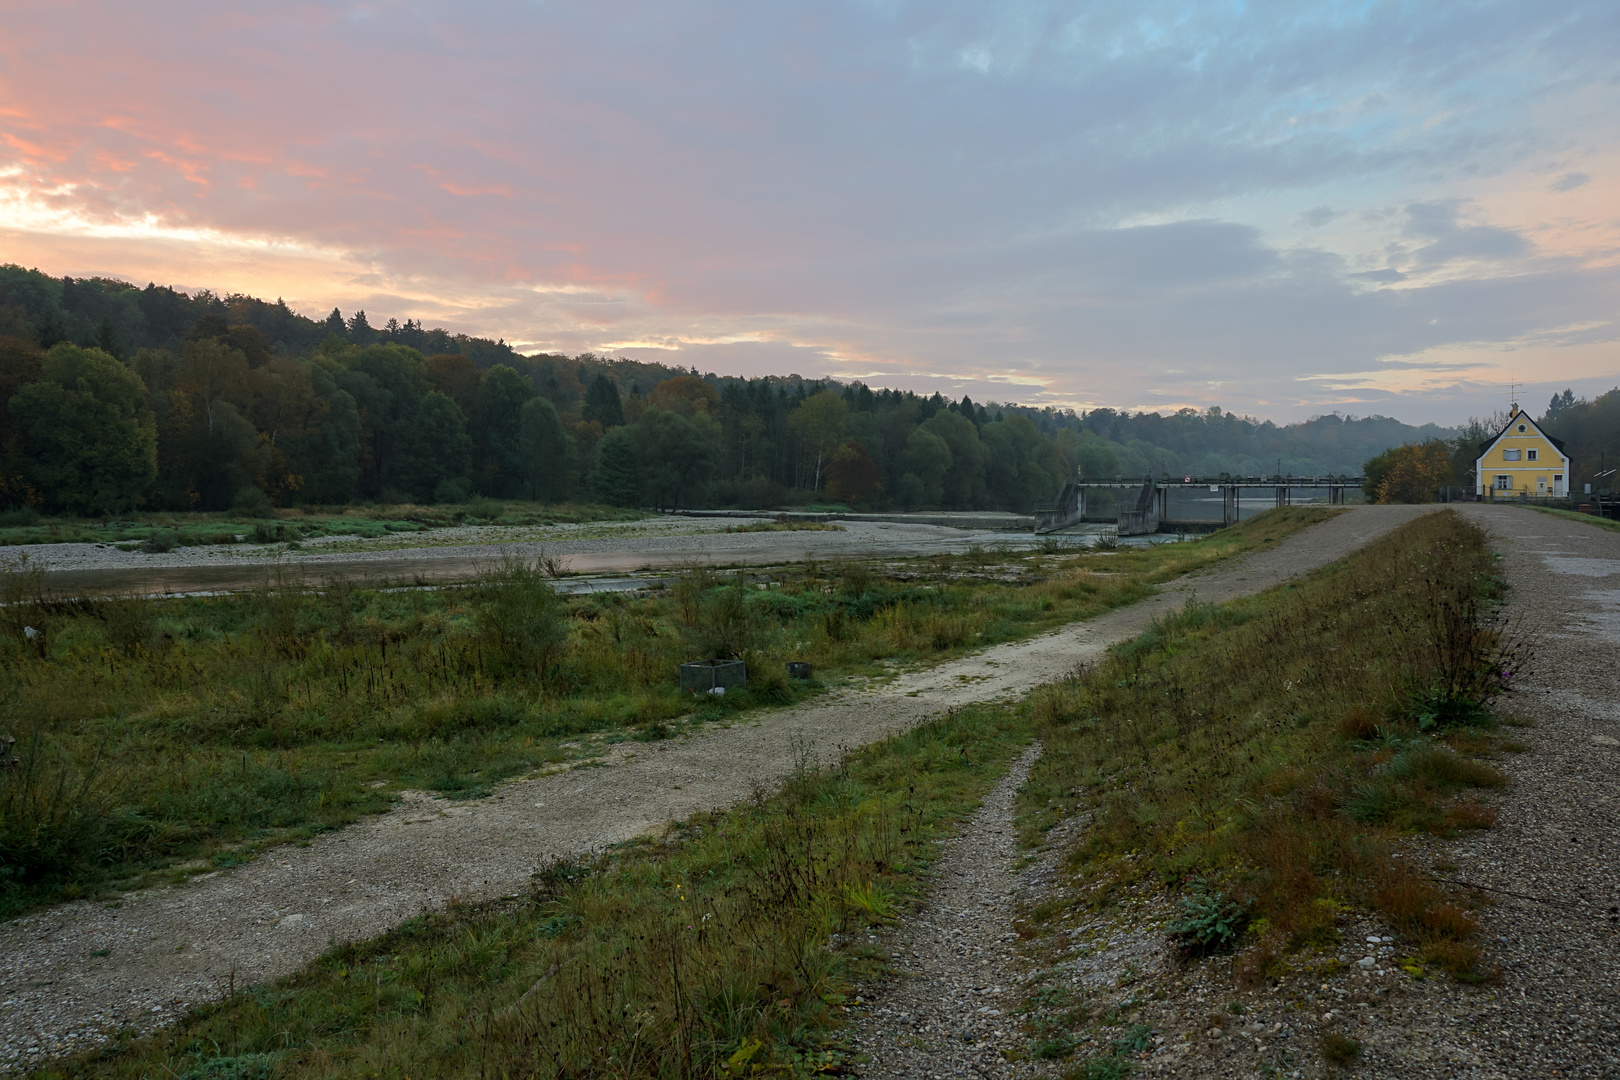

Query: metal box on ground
679,659,747,693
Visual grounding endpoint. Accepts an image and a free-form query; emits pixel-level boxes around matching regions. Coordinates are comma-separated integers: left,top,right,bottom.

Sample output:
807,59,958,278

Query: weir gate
1033,477,1365,536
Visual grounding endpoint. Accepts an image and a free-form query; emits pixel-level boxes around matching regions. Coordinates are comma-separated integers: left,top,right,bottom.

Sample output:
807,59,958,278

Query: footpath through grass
0,508,1328,917
1013,509,1524,1074
30,708,1032,1080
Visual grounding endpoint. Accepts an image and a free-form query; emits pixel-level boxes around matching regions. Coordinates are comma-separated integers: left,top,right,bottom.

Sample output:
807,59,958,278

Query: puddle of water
1542,556,1620,578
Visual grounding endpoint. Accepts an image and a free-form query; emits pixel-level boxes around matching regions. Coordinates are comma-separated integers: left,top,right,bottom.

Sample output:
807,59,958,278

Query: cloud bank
2,0,1617,422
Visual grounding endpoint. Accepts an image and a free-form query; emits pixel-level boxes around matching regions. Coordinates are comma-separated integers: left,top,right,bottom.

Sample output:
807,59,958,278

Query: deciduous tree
9,344,157,514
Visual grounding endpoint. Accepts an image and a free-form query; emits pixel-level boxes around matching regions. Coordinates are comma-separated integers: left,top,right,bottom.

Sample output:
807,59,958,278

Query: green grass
1015,509,1523,984
0,508,1331,917
722,520,844,533
1528,505,1620,532
0,501,649,548
25,707,1032,1080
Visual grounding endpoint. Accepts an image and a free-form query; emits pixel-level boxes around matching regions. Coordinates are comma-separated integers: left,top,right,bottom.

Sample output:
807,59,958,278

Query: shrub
179,1052,280,1079
0,722,116,912
249,522,289,544
466,496,505,521
0,506,41,527
434,478,471,504
1169,882,1249,956
231,486,274,517
1067,1057,1133,1080
141,528,180,553
473,556,568,678
1032,1034,1078,1060
1320,1030,1363,1065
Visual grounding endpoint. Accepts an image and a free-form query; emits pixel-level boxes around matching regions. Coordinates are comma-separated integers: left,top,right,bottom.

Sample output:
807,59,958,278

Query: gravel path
0,505,1433,1068
848,743,1053,1076
847,504,1619,1080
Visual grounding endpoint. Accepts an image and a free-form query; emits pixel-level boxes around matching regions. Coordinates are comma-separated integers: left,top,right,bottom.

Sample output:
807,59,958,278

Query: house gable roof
1477,410,1567,459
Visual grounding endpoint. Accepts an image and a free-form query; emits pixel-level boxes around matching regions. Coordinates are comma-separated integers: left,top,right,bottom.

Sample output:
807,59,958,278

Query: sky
1,1,1617,425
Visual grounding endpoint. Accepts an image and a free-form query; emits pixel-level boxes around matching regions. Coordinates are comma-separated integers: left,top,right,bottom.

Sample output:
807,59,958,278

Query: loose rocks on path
848,743,1049,1078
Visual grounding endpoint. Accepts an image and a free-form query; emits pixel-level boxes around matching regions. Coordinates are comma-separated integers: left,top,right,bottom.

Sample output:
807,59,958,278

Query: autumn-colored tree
1367,441,1453,503
425,353,482,416
823,440,880,505
648,375,719,417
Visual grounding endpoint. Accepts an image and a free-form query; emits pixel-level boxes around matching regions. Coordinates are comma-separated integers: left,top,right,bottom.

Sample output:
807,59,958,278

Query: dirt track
0,505,1434,1067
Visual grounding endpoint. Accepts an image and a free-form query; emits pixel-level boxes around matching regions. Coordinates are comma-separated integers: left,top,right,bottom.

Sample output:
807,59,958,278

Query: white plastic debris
22,626,38,640
707,686,726,696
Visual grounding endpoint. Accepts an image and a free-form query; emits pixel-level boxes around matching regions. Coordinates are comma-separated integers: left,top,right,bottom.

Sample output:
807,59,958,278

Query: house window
1503,449,1521,461
1527,449,1538,461
1517,424,1527,433
1494,475,1511,490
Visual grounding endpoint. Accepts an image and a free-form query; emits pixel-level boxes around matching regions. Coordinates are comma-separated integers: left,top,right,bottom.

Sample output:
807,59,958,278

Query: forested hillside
1542,387,1620,494
0,266,1452,515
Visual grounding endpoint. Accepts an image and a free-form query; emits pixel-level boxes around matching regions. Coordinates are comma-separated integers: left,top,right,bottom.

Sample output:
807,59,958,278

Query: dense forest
0,265,1467,516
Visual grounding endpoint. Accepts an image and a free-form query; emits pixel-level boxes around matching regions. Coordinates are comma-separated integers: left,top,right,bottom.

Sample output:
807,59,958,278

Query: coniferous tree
589,426,640,506
519,396,571,501
582,374,625,429
474,364,536,496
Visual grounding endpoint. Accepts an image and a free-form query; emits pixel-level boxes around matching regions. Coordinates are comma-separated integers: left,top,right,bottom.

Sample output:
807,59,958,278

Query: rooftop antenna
1506,380,1522,414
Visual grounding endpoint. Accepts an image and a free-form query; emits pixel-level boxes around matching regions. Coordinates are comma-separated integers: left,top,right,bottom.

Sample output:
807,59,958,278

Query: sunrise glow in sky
2,1,1617,423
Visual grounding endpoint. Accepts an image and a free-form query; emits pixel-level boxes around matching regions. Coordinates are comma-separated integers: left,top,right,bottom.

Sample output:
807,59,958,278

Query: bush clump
1169,883,1249,956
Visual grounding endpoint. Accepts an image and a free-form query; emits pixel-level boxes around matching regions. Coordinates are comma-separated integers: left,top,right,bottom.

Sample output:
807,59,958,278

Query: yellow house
1475,405,1570,499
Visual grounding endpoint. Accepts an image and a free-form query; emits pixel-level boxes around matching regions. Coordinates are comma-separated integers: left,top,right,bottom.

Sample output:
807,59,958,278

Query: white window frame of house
1527,449,1538,461
1494,475,1512,490
1503,449,1521,461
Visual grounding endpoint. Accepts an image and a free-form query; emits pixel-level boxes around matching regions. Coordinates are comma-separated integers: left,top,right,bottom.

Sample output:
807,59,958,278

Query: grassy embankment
30,510,1521,1080
0,499,647,550
1529,504,1620,533
1013,509,1525,1072
0,508,1328,917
